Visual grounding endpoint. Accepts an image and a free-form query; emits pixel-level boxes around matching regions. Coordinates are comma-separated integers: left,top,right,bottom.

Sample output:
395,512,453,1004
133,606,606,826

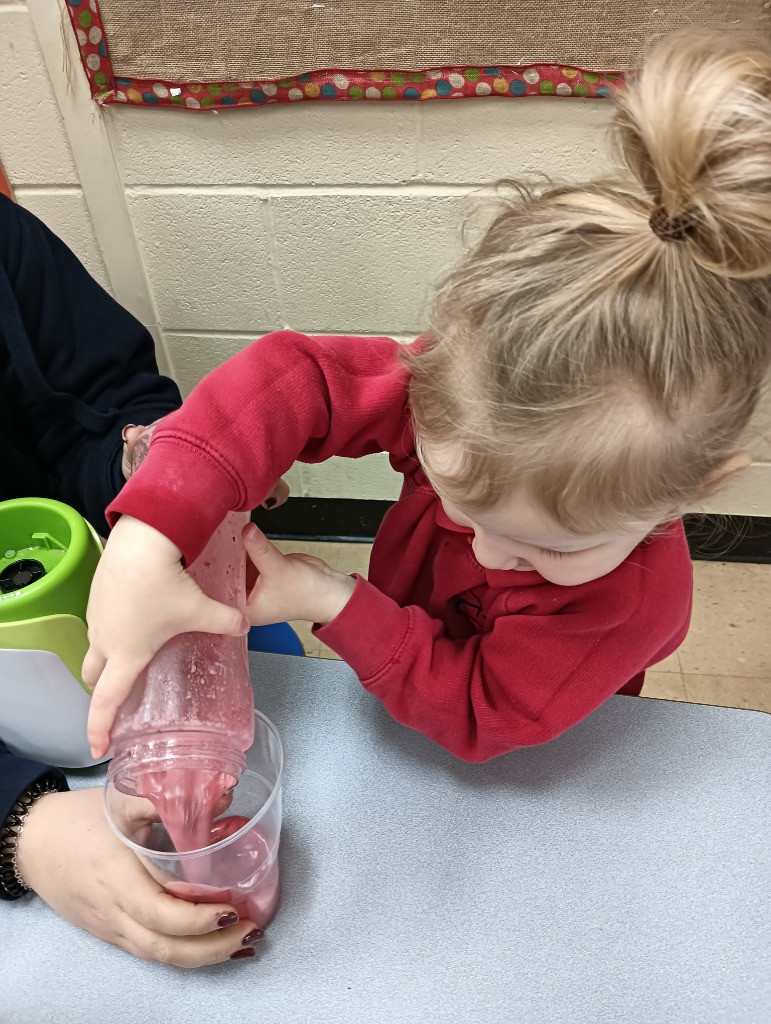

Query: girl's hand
16,788,261,967
83,515,250,759
242,524,356,626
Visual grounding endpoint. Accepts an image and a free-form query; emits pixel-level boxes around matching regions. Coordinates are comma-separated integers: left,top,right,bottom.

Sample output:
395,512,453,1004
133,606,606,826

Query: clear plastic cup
104,711,283,928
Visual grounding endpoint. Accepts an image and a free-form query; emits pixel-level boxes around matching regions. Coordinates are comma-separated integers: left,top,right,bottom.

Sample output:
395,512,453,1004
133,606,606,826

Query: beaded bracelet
0,777,65,899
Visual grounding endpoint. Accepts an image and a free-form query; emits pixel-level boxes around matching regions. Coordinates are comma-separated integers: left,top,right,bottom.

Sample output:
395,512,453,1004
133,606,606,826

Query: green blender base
0,498,104,767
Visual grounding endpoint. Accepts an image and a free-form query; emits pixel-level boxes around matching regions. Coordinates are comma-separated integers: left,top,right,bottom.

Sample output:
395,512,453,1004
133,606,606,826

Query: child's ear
699,452,751,495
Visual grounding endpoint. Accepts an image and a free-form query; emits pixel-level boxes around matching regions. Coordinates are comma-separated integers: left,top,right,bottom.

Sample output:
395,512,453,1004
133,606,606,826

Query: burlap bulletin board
66,1,770,111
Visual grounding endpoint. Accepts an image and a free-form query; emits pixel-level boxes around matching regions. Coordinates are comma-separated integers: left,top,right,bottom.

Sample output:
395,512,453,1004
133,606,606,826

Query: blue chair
247,622,304,656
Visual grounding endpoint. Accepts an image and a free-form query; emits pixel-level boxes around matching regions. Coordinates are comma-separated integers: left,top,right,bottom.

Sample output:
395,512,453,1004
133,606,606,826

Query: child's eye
538,548,565,559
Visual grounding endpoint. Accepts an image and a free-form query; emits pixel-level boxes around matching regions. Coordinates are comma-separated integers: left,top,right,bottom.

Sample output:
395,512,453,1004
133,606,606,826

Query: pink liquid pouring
137,766,235,854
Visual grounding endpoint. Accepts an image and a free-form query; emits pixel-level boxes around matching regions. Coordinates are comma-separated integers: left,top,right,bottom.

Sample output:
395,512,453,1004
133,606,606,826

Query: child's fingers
242,523,286,577
245,556,258,591
187,593,250,639
86,658,147,758
84,593,246,758
81,644,106,691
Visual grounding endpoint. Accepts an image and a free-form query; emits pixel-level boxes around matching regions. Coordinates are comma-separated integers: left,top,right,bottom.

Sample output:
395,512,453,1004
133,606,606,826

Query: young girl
84,31,771,764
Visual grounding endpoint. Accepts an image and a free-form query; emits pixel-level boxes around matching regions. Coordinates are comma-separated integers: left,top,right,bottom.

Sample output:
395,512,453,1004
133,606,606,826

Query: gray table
3,653,770,1024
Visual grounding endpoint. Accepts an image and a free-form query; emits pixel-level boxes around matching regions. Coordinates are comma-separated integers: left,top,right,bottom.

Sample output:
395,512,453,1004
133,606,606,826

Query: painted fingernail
241,928,264,946
262,497,277,509
217,912,239,927
230,947,256,960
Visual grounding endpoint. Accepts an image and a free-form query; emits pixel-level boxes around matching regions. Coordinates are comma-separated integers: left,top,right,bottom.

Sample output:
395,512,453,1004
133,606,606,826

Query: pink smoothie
137,766,233,854
162,814,280,928
139,770,280,929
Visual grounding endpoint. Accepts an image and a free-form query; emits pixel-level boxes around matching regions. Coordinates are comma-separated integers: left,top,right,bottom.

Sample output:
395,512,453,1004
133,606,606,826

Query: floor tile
315,645,342,660
682,673,770,713
274,539,342,569
335,542,373,578
640,671,687,703
287,619,318,657
652,650,681,674
677,562,771,677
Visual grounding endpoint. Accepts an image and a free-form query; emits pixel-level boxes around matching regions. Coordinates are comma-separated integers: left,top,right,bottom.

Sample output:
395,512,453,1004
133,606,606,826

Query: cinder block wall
108,97,613,498
2,2,769,508
0,3,109,288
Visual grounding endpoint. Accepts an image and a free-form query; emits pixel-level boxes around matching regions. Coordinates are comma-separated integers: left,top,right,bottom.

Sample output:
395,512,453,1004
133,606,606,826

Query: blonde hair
408,31,771,535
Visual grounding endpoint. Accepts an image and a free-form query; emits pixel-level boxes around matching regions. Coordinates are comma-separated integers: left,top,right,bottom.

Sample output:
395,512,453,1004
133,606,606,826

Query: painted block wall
107,95,616,500
1,2,770,511
0,3,110,289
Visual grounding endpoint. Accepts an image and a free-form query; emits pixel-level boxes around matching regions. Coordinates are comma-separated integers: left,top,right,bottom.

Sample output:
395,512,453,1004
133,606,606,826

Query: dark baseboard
252,497,392,543
253,498,771,564
681,514,771,564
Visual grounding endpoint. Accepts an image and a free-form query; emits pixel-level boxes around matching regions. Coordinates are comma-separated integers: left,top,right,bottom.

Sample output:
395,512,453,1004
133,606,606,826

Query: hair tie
649,205,698,243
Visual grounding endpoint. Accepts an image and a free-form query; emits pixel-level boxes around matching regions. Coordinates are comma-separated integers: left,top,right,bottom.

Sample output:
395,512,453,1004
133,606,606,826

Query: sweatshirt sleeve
108,332,411,563
314,566,690,762
0,194,181,534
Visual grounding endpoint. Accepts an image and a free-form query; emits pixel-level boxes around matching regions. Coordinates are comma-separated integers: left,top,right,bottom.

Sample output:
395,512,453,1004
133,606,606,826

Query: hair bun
648,204,699,243
614,31,771,279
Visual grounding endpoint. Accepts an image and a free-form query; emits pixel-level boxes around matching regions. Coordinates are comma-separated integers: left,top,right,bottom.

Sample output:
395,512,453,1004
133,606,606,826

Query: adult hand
83,515,250,759
16,788,262,966
243,523,356,626
120,424,147,481
260,477,290,510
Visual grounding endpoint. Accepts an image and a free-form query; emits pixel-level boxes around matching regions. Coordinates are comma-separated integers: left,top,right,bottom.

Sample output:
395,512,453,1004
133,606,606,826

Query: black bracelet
0,777,65,899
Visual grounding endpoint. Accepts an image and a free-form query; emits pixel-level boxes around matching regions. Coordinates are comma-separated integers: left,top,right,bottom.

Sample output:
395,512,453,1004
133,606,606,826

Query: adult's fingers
121,425,147,480
261,477,290,510
124,889,248,939
122,424,146,452
120,914,263,968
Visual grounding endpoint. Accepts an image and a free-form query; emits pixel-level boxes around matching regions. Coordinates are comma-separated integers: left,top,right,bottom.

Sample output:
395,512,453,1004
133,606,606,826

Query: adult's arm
0,738,67,901
0,194,180,533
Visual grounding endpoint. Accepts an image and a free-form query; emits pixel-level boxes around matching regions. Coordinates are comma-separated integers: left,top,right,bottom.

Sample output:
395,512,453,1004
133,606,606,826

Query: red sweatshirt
108,333,693,762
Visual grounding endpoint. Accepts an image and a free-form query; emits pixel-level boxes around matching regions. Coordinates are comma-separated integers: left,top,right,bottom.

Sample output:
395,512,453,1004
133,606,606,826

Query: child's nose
472,533,519,570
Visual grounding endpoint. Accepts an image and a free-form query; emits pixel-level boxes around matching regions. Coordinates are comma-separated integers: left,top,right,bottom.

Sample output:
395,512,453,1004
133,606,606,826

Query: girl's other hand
16,788,261,967
242,523,355,627
83,515,249,759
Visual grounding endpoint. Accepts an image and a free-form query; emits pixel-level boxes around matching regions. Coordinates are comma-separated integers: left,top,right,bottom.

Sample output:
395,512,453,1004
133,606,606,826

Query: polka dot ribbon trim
66,1,622,110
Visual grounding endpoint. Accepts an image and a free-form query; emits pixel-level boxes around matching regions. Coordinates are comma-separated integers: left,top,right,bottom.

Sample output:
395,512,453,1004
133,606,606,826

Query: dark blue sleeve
0,738,68,901
0,194,181,534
